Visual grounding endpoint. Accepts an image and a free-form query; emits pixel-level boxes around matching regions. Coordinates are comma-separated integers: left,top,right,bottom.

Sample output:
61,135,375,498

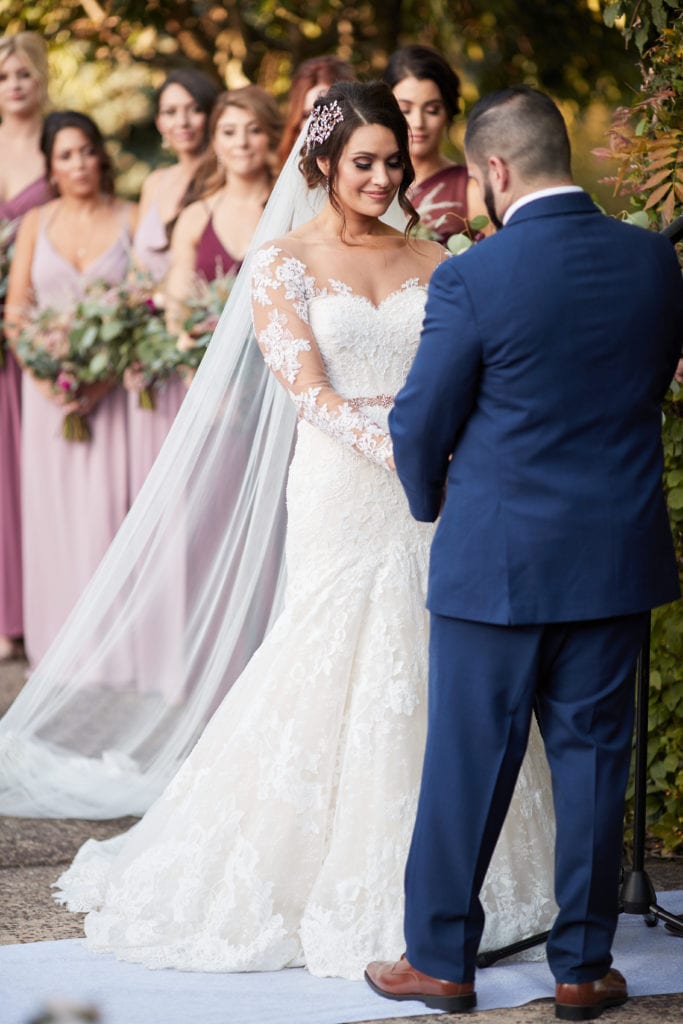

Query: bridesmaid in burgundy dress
0,32,51,662
385,44,486,243
166,85,283,369
127,70,219,501
5,111,136,667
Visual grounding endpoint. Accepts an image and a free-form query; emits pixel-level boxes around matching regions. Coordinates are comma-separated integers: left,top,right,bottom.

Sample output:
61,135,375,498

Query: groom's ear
488,155,510,193
316,156,330,178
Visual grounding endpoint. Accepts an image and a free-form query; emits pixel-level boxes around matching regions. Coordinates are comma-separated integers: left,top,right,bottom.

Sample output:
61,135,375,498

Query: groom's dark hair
465,86,571,181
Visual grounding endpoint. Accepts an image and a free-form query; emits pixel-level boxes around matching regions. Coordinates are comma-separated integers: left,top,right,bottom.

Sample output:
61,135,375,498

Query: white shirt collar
502,185,584,226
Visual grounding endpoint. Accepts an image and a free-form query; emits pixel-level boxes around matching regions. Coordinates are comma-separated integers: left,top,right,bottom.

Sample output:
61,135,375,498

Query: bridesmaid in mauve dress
164,87,283,696
5,111,136,667
0,32,51,661
127,70,219,502
385,44,488,242
166,86,283,360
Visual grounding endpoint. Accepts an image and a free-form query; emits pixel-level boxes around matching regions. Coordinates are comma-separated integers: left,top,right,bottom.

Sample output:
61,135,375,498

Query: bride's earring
323,176,330,193
161,135,171,151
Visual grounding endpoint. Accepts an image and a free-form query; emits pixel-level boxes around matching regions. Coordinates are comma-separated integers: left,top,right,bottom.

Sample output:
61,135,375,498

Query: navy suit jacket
390,192,683,624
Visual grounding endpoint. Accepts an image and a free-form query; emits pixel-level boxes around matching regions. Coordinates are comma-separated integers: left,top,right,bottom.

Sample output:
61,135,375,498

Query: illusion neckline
309,279,427,311
267,244,432,311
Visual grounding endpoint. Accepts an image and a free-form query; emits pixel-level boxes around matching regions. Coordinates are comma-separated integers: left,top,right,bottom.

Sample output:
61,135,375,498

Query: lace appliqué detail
259,309,311,385
251,245,394,469
252,245,316,322
293,388,393,467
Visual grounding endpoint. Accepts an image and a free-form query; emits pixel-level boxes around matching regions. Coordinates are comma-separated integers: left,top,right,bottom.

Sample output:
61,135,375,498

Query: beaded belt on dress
348,395,394,408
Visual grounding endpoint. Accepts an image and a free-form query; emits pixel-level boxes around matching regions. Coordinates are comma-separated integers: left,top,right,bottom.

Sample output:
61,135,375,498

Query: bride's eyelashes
352,158,403,171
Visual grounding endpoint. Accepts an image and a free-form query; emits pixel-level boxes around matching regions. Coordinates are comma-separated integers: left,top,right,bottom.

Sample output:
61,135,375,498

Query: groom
366,87,683,1018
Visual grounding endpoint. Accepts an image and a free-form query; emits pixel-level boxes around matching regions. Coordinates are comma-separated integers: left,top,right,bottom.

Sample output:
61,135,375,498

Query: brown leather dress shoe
555,968,628,1020
364,954,476,1013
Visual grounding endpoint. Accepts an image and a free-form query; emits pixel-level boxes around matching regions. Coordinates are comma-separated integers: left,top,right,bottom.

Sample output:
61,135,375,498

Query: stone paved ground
1,657,681,1023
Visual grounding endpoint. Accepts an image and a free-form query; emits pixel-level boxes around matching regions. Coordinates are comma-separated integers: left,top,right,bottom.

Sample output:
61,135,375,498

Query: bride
14,81,557,978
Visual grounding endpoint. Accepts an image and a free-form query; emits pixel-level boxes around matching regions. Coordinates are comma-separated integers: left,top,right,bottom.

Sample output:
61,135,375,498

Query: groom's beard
483,180,504,231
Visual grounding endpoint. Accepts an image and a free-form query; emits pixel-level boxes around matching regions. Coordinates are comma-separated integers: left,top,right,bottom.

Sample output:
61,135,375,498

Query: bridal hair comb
305,100,344,152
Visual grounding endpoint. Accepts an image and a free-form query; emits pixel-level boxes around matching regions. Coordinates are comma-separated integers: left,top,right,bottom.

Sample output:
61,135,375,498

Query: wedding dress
54,244,557,979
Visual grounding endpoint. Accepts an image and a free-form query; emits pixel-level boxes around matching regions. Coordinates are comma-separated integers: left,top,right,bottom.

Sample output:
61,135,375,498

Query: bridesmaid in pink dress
0,32,50,661
5,111,136,667
385,45,487,242
127,70,219,501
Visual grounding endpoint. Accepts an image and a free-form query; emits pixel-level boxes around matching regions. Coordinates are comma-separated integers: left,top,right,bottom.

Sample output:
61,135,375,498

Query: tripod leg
476,930,550,969
621,617,683,935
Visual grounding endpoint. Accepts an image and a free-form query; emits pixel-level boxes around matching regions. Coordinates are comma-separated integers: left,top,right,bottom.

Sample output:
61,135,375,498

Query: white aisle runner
1,892,682,1024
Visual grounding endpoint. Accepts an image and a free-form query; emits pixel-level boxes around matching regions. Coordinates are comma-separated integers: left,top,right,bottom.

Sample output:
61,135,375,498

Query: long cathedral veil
0,130,327,818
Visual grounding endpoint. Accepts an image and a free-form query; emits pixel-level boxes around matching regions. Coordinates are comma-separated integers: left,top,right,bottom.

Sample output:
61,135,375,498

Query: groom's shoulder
432,230,507,286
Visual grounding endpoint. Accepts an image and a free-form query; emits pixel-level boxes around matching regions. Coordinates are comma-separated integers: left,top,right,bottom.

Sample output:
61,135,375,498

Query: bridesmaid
385,44,482,243
0,32,51,662
166,85,282,350
5,111,136,667
127,69,220,501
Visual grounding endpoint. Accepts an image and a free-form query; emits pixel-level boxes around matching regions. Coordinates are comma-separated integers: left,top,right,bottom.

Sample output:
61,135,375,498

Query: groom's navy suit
390,191,683,984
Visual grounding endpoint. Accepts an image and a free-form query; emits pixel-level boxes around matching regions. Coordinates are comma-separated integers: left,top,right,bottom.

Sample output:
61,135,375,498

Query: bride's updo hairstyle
300,80,419,236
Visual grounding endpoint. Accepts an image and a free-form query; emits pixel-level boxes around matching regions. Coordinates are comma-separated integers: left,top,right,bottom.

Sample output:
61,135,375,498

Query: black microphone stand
477,215,683,968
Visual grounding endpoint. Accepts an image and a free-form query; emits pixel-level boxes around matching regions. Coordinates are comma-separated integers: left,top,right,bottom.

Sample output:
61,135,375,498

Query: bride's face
326,123,404,218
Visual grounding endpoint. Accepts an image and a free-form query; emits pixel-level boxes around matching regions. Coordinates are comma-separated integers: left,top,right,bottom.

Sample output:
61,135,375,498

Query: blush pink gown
0,177,51,641
21,210,131,666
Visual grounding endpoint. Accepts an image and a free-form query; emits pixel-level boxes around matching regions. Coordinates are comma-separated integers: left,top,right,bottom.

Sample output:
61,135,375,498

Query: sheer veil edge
0,130,325,818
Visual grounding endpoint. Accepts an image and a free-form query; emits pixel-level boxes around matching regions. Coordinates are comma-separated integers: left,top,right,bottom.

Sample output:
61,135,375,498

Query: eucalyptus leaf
89,351,110,376
446,233,473,255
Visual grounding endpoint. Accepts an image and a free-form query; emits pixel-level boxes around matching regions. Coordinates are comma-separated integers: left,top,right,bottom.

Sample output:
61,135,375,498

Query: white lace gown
55,245,557,978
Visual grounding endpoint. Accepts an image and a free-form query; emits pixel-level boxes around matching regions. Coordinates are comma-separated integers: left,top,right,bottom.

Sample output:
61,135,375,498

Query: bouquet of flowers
112,272,181,409
178,270,237,370
0,216,19,370
13,281,127,441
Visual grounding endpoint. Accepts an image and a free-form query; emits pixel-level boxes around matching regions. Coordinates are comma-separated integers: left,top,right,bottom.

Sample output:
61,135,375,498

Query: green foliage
641,386,683,854
595,13,683,226
600,2,683,854
603,0,681,51
179,271,237,369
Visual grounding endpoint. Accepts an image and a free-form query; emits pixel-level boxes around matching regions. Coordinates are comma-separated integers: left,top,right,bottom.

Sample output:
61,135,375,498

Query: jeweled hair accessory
305,100,344,152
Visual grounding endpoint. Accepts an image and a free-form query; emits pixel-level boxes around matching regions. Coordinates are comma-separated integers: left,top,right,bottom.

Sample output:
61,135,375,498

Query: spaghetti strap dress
0,177,51,641
194,213,241,283
21,209,131,666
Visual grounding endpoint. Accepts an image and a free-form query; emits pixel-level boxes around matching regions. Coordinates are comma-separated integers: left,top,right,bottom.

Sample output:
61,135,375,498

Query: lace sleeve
251,245,393,468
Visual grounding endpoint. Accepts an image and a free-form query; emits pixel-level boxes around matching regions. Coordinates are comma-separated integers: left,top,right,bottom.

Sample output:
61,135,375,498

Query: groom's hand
675,357,683,385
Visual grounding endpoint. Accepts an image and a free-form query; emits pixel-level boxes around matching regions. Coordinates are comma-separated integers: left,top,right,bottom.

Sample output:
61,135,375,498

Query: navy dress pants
404,611,648,985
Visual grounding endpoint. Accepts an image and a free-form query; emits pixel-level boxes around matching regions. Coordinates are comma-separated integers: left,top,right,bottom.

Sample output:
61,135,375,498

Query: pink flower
56,370,78,393
43,326,70,360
